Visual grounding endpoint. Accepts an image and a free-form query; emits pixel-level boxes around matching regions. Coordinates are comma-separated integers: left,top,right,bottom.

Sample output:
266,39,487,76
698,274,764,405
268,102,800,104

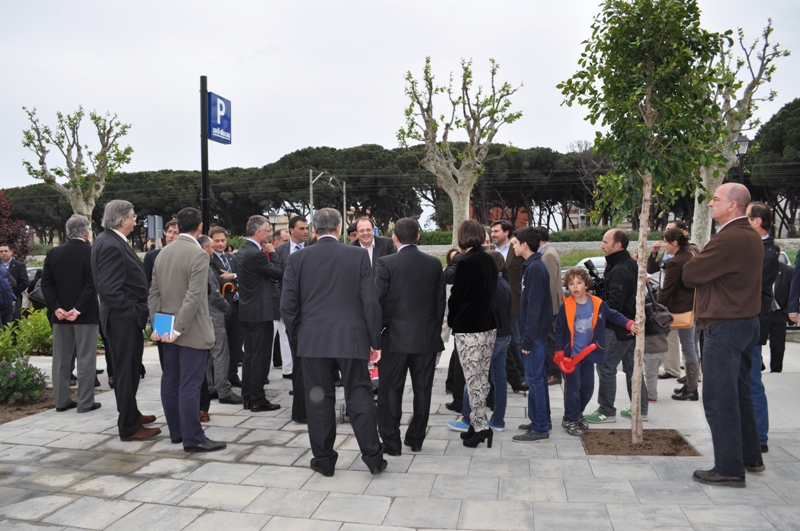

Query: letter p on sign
216,99,226,124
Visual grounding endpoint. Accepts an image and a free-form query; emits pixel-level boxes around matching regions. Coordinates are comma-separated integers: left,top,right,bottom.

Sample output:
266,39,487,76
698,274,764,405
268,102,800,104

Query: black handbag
644,283,673,336
28,282,47,306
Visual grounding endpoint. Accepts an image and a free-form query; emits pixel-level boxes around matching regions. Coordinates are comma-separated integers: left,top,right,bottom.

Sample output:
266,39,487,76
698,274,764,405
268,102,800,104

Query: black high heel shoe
463,427,493,448
460,425,476,441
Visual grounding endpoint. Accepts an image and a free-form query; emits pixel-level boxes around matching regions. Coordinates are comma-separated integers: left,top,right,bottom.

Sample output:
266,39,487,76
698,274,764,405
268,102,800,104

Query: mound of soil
582,428,700,456
1,387,108,425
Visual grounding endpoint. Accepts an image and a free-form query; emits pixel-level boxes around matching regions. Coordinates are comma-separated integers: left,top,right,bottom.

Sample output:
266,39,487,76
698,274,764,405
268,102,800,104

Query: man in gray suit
237,215,283,412
149,208,225,453
282,208,386,477
41,214,101,414
92,200,160,441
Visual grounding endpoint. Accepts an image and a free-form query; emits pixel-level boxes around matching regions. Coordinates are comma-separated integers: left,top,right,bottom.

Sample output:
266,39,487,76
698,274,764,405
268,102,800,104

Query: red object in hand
553,344,597,374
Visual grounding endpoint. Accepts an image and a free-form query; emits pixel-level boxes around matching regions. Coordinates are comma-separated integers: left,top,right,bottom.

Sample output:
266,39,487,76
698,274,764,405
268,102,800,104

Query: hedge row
550,227,663,242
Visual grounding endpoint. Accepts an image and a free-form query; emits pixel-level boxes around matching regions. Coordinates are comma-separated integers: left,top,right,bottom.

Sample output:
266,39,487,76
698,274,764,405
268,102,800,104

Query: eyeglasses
258,225,272,234
357,229,373,235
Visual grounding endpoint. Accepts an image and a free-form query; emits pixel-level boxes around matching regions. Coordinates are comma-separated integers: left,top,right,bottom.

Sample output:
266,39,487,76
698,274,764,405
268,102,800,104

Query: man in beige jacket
149,207,225,453
536,227,563,386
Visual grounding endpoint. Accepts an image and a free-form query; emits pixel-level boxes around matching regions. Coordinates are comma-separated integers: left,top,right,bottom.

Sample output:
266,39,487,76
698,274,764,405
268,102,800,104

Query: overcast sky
2,0,798,193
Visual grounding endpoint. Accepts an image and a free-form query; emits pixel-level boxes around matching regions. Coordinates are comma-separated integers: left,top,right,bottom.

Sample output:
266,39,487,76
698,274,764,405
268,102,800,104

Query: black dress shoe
761,444,769,453
445,401,460,412
311,463,334,477
283,373,293,379
250,401,281,412
692,469,745,488
512,380,529,392
184,439,227,453
289,390,294,396
171,438,183,444
384,447,402,457
219,394,243,404
292,418,307,424
243,403,251,410
229,375,243,388
744,461,765,472
403,439,422,452
208,391,219,400
77,403,102,413
96,369,104,374
370,459,388,475
56,401,78,412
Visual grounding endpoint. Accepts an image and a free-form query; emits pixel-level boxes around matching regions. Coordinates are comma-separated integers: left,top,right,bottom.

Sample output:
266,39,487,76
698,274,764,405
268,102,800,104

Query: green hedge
228,236,246,250
550,227,663,242
419,231,453,245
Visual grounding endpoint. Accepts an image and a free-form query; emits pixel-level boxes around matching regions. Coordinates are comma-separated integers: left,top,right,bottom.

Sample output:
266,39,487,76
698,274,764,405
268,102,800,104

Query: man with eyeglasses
683,183,764,487
237,215,283,412
351,217,395,270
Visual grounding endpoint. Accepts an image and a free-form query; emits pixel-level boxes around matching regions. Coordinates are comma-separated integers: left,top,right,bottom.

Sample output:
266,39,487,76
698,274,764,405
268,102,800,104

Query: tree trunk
631,172,653,444
448,188,471,247
692,166,725,250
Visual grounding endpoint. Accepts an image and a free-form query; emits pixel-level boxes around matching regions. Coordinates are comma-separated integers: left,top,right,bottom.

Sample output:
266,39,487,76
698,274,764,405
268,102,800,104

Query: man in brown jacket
683,183,764,488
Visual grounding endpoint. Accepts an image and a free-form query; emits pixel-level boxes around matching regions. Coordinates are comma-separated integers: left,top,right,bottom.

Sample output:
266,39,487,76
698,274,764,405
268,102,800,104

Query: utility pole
309,169,329,226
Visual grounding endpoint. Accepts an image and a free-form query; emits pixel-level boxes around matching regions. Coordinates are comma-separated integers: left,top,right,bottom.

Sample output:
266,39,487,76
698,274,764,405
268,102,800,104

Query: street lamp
268,211,279,226
733,134,750,184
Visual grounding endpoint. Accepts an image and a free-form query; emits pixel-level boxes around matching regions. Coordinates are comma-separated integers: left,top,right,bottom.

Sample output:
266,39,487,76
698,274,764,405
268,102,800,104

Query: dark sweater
602,249,637,337
657,246,696,314
447,248,499,333
683,217,763,328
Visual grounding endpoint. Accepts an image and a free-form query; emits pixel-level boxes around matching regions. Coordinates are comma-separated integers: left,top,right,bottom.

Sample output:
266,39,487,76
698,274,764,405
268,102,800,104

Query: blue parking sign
207,92,231,144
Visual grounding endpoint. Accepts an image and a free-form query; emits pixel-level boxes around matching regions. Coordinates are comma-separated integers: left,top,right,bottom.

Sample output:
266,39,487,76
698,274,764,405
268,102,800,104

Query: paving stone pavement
1,339,799,530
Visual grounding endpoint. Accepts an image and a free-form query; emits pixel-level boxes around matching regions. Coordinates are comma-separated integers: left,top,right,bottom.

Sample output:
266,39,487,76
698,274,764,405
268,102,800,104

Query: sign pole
200,76,210,234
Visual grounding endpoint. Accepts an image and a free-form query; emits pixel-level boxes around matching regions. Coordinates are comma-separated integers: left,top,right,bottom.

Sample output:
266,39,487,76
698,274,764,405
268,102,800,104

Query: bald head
710,183,750,225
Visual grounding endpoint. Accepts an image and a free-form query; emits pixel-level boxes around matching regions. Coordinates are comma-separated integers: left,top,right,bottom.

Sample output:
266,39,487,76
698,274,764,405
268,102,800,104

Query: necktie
220,254,238,301
294,244,301,253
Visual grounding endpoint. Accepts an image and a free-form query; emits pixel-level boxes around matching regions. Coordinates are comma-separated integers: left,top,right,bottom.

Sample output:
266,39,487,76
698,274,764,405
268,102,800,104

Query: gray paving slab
43,433,110,450
339,524,415,531
242,445,307,466
302,469,374,495
262,515,342,531
183,461,260,484
532,501,612,531
179,482,265,511
757,505,800,531
238,429,297,445
43,496,141,530
0,444,52,463
406,455,471,476
183,510,272,531
0,494,77,521
0,464,41,486
37,450,105,470
430,474,499,500
680,505,777,531
9,468,93,492
0,486,49,510
629,479,713,505
311,492,391,524
698,480,789,505
122,478,203,505
498,477,567,502
529,458,594,479
468,457,530,477
62,475,144,498
241,464,315,489
79,453,154,474
243,487,328,518
186,442,254,462
458,499,533,531
383,497,462,529
605,503,693,531
104,503,203,531
588,459,659,479
130,457,201,479
364,471,435,498
563,478,637,503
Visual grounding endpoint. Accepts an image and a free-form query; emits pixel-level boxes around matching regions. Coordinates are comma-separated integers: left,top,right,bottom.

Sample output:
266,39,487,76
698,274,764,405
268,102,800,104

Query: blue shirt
572,298,594,355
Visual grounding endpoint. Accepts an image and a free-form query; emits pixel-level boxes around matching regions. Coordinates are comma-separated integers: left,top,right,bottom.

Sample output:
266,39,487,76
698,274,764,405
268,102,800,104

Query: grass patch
560,249,604,267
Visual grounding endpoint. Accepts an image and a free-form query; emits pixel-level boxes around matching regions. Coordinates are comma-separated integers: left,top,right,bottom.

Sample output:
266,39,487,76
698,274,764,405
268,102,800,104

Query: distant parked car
778,251,791,266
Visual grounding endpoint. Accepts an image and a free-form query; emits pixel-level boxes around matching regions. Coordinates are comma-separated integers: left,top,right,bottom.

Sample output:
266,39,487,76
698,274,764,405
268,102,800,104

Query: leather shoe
403,440,422,452
208,391,219,400
78,403,102,413
547,375,562,386
219,394,243,404
199,411,210,422
292,418,307,424
692,468,745,488
121,426,162,441
761,444,769,453
94,376,101,388
445,401,459,412
658,372,677,379
229,375,243,388
744,461,765,473
171,438,183,444
370,459,388,475
250,401,280,412
184,439,227,453
56,401,78,412
384,446,402,457
283,373,293,379
108,376,115,388
311,462,334,477
139,414,157,424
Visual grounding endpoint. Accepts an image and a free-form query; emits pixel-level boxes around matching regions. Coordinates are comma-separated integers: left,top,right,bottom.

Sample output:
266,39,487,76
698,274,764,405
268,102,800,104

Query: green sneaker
620,409,648,421
583,411,616,424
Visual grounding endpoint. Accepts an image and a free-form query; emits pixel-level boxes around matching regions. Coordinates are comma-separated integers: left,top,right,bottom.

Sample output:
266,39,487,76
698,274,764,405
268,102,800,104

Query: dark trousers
702,317,761,477
199,374,210,412
161,343,208,447
564,360,595,422
289,337,306,421
446,345,465,410
240,320,273,406
508,313,526,383
377,351,436,453
303,357,383,474
545,316,561,378
226,302,243,378
273,332,282,368
105,316,144,439
768,312,787,372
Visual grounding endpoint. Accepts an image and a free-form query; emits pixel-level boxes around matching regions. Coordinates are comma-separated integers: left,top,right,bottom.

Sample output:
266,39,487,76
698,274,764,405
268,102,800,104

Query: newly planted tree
22,106,133,239
559,0,729,442
398,58,522,244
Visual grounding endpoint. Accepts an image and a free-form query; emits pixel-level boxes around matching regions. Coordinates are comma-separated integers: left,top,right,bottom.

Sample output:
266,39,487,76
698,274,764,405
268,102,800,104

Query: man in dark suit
375,218,445,455
350,217,395,270
769,249,792,373
274,216,309,422
91,200,160,441
41,214,101,414
209,226,243,388
149,208,225,453
0,242,30,322
282,208,386,477
142,219,179,370
237,215,283,412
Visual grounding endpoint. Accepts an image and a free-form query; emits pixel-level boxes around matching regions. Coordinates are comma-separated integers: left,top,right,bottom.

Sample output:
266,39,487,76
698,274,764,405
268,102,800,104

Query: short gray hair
101,200,134,230
65,214,90,239
246,215,269,237
197,235,212,248
313,208,341,235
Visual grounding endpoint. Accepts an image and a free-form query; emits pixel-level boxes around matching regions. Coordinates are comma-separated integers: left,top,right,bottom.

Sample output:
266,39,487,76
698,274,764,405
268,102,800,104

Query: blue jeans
596,329,648,417
461,335,512,427
508,314,525,379
523,338,550,434
702,317,761,477
750,345,769,446
564,359,595,422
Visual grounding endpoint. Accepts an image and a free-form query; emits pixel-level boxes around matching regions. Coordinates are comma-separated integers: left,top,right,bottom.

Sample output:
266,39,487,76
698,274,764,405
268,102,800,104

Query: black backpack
644,282,673,336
